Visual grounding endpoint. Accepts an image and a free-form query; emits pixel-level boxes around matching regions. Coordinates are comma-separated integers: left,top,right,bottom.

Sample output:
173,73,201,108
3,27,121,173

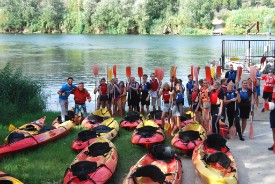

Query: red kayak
123,144,182,184
0,121,74,160
131,120,165,149
71,117,119,152
81,108,111,130
171,121,206,156
121,112,143,130
63,138,118,184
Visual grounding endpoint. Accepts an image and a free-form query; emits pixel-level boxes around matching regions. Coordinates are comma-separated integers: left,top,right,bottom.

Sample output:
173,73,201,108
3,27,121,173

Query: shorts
141,93,150,106
270,110,275,128
162,103,170,113
201,102,210,109
239,105,251,119
172,105,181,116
263,91,272,101
99,95,108,102
256,86,260,97
187,94,192,106
152,97,161,107
75,104,87,114
128,96,139,107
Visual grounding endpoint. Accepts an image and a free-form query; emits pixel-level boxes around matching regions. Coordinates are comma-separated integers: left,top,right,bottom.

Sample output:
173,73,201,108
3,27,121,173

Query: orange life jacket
210,90,221,105
200,87,209,102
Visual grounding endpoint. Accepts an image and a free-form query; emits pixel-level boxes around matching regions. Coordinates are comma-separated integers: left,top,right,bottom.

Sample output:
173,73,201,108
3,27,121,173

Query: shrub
0,63,47,124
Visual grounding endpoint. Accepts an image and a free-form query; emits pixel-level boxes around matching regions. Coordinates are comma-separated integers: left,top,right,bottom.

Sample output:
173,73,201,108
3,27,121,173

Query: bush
0,63,47,124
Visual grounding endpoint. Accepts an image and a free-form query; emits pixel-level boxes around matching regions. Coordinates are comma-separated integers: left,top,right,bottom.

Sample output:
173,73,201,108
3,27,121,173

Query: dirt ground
180,73,275,184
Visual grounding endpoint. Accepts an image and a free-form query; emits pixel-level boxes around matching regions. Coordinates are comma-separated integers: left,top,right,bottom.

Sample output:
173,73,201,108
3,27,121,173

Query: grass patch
0,112,173,183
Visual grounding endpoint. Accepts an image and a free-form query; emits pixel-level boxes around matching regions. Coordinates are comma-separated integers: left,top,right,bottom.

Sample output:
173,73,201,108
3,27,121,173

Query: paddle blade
93,65,99,76
205,66,211,84
250,66,256,83
229,125,236,140
8,124,16,131
126,66,131,78
249,123,254,139
193,66,198,82
197,67,200,75
170,66,177,78
107,67,113,81
261,55,266,64
273,141,275,153
113,65,117,78
216,66,222,78
160,68,164,81
236,66,242,82
138,67,143,78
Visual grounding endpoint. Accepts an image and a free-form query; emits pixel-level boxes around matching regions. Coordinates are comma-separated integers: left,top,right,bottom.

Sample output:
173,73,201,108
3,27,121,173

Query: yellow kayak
0,171,23,184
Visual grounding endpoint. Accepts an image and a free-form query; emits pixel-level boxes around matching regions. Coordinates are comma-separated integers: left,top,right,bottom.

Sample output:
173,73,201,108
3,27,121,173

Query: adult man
186,74,195,108
57,77,76,122
225,64,237,84
140,74,151,115
150,73,161,111
71,82,91,123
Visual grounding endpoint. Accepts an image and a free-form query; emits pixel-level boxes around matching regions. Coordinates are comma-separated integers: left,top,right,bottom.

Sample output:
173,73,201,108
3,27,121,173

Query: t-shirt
225,90,237,108
59,84,76,100
71,88,91,104
238,88,252,106
186,81,195,94
262,75,275,92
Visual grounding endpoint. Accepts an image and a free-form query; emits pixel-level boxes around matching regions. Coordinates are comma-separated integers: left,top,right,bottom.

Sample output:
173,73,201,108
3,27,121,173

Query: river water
0,34,272,112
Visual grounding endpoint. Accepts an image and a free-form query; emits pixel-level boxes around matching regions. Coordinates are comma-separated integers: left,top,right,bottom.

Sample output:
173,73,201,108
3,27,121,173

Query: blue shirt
186,81,195,94
59,84,76,100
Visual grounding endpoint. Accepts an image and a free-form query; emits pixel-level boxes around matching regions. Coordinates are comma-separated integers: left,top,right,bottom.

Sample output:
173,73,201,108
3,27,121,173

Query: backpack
176,92,184,104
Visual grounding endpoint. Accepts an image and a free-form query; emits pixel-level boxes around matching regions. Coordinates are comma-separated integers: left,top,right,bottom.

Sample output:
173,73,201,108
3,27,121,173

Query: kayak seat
22,124,37,131
124,114,141,122
180,114,192,121
203,151,231,169
206,133,227,151
148,110,162,120
136,126,158,138
77,130,98,142
57,114,74,123
93,125,112,134
71,161,97,181
87,115,104,124
0,180,13,184
38,125,55,134
179,130,201,143
7,132,25,144
151,144,176,162
127,111,140,116
131,164,165,183
87,142,111,157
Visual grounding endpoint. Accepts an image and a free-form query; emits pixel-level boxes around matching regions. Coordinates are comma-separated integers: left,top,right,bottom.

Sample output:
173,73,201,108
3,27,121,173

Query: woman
170,82,183,136
191,83,201,123
199,79,211,132
119,81,127,116
111,78,122,117
96,77,108,109
127,77,139,112
224,82,244,141
209,81,224,134
237,80,254,134
159,82,171,128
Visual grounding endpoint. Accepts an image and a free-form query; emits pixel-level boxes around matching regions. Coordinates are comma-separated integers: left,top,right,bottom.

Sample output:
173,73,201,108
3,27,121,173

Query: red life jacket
150,79,159,91
192,90,199,103
162,90,170,102
100,84,108,95
210,90,221,105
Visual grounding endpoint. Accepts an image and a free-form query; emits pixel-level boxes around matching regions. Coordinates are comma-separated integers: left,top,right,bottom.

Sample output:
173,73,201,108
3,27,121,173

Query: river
0,34,272,111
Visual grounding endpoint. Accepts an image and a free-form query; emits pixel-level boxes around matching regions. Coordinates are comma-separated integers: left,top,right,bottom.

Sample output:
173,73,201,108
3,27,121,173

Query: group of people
56,64,275,150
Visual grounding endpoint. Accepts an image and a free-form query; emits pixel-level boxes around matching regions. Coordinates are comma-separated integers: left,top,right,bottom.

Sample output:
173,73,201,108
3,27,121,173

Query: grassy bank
0,112,172,183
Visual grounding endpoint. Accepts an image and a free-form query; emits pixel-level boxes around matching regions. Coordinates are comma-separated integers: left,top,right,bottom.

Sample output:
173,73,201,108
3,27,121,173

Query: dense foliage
0,0,274,34
0,63,47,123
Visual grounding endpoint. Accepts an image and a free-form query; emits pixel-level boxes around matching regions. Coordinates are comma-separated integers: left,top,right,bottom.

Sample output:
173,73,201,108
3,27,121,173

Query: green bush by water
0,63,47,124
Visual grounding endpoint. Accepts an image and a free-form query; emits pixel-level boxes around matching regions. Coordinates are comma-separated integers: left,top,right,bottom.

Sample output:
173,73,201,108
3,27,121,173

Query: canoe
147,110,163,127
131,120,165,149
81,108,111,129
171,121,206,156
0,120,74,159
4,116,46,144
63,138,118,184
121,111,144,130
0,171,23,184
123,144,182,184
192,134,238,184
71,117,119,152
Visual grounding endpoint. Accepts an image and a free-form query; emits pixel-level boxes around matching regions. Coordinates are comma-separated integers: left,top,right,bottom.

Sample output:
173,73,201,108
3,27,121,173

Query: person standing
140,74,151,115
261,70,275,112
225,64,237,84
150,73,161,111
57,77,76,122
159,82,171,128
186,74,195,109
110,78,122,117
209,82,224,134
255,66,261,109
191,83,201,123
268,92,275,150
71,82,91,124
127,77,139,112
119,81,127,116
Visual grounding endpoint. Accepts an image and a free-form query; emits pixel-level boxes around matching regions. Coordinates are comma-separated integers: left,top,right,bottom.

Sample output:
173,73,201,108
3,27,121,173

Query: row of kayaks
0,108,237,184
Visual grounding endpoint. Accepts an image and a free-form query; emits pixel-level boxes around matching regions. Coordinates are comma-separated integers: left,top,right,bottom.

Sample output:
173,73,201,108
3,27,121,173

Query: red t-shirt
72,88,91,104
262,76,275,92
